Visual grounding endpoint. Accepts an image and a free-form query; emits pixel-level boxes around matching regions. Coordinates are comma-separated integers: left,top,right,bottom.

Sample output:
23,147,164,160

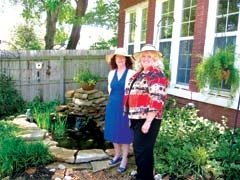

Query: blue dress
104,69,133,144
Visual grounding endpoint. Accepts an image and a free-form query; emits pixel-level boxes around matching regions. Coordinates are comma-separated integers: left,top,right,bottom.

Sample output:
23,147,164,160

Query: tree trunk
66,0,88,49
44,0,66,49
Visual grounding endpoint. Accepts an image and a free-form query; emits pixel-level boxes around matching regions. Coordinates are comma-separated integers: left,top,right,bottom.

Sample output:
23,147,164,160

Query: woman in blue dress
104,48,136,172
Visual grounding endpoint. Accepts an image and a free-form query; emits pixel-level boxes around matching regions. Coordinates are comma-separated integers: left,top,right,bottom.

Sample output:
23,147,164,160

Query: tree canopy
9,0,119,50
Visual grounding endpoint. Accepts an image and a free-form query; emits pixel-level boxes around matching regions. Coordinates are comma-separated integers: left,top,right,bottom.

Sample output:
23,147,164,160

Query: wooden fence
0,49,114,103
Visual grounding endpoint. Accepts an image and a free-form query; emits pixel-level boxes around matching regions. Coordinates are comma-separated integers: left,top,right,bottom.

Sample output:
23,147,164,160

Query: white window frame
199,0,240,108
124,2,148,53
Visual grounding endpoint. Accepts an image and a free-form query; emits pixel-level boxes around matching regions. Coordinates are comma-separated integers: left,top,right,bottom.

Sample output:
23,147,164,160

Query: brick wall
189,0,209,92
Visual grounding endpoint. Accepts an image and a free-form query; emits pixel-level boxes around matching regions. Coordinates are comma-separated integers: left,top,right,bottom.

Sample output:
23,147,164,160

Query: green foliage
154,104,239,179
0,72,25,118
0,137,53,178
25,96,60,129
24,96,66,139
34,112,52,130
83,0,119,30
54,27,68,46
10,0,119,49
195,46,239,98
11,24,43,50
26,96,60,114
51,114,67,140
90,36,117,50
163,58,171,80
73,68,101,86
0,121,20,140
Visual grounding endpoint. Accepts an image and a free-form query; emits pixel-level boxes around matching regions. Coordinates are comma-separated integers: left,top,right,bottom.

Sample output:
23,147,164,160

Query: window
141,8,147,42
128,12,136,43
127,12,136,54
213,0,239,91
126,5,148,53
160,0,175,39
181,0,196,37
177,40,193,85
158,0,174,72
140,8,148,48
216,0,239,32
176,0,196,85
159,42,171,59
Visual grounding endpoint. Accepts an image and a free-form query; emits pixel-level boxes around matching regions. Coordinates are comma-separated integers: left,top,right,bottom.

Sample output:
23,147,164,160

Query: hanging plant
195,46,239,98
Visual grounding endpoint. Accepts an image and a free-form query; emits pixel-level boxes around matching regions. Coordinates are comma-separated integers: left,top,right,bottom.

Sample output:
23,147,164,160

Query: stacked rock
57,88,108,122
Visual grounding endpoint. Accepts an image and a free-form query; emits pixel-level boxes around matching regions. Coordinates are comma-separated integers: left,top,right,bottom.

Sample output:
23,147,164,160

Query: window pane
213,36,236,90
214,36,236,52
216,16,226,32
128,45,134,55
218,0,227,15
216,0,239,33
184,0,191,8
181,0,196,37
189,21,195,36
141,8,148,41
140,43,145,50
177,40,193,85
229,0,239,13
159,0,174,39
181,23,188,36
129,13,136,43
183,9,190,21
190,6,196,21
159,42,171,59
227,14,239,31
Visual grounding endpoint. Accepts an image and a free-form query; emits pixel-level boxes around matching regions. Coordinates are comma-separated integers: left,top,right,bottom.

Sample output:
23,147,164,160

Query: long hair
110,55,133,69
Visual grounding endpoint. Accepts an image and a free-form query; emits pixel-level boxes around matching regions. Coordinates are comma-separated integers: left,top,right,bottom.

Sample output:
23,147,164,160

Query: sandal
117,166,127,173
108,156,122,165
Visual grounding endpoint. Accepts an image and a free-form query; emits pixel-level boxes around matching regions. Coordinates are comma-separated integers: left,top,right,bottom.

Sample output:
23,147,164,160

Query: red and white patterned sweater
124,66,168,120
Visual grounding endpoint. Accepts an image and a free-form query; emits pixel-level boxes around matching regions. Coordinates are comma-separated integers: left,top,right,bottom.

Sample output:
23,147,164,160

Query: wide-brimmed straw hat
105,48,133,64
133,44,163,61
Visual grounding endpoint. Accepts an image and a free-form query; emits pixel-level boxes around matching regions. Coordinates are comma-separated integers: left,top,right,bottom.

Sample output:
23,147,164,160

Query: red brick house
117,0,240,127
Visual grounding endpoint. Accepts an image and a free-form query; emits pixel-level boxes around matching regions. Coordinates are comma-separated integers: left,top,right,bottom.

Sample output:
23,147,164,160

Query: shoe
129,170,137,179
154,173,162,180
130,170,137,176
108,156,122,165
117,166,127,173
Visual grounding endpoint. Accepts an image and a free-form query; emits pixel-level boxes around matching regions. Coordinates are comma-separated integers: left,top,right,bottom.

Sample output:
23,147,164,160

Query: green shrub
0,72,25,118
154,105,239,179
0,121,20,140
25,96,60,114
0,134,53,178
24,96,61,130
51,114,67,140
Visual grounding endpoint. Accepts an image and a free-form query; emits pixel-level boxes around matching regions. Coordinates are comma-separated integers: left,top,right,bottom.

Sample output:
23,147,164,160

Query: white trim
124,2,148,53
167,87,237,109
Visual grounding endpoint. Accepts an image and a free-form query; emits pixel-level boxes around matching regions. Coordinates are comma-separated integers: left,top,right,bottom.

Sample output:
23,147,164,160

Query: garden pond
53,114,112,150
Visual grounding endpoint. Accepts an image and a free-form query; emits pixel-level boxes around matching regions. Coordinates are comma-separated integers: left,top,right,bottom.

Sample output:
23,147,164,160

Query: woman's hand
141,112,157,134
141,121,151,133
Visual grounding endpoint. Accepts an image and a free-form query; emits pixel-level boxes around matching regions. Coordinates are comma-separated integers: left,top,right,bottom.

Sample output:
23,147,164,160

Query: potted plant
195,46,239,98
73,68,101,90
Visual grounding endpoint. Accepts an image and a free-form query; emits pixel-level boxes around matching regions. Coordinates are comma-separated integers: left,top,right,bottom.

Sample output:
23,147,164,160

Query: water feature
55,114,112,150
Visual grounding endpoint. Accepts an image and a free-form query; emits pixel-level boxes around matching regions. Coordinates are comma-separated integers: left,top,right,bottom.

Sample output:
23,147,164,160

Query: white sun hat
133,44,163,61
105,47,134,64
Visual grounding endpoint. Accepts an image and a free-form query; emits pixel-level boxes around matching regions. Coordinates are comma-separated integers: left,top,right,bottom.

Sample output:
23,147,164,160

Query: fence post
59,56,65,104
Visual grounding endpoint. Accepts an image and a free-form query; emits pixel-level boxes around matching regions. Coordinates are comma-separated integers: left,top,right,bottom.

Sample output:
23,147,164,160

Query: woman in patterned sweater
124,44,168,180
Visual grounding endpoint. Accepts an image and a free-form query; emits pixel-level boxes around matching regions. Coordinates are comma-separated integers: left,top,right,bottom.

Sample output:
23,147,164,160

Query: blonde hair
134,51,164,72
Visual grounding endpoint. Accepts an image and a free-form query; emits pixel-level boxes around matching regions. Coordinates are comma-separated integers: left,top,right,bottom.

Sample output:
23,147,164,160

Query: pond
53,114,112,150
